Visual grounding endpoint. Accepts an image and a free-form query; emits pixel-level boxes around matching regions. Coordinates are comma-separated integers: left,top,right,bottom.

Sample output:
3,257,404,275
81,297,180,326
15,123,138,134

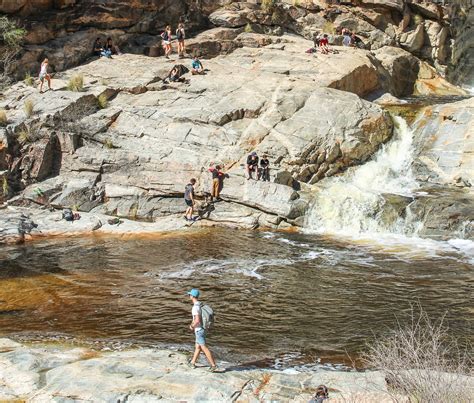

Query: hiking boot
187,360,196,369
208,366,218,372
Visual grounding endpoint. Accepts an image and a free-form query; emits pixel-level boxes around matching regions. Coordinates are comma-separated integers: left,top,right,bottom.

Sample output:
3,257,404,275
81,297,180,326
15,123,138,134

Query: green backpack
199,303,215,331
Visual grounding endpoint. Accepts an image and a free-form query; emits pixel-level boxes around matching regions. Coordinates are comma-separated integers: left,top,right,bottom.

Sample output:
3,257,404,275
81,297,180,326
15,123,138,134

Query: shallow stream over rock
0,229,472,369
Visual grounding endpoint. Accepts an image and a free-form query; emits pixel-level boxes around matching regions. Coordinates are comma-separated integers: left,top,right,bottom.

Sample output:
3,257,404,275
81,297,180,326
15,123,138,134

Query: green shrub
0,110,7,126
413,14,424,26
104,138,115,149
2,176,9,197
323,21,336,34
67,73,84,92
23,99,34,117
244,23,253,33
97,93,108,109
17,128,32,143
261,0,277,13
24,72,35,87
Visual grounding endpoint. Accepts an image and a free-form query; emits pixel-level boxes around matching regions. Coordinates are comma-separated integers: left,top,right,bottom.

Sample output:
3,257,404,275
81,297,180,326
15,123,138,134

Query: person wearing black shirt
259,154,270,181
246,152,259,180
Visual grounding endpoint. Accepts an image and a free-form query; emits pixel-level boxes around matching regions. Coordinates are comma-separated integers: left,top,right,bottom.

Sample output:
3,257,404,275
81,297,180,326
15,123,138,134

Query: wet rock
373,46,420,97
412,97,473,187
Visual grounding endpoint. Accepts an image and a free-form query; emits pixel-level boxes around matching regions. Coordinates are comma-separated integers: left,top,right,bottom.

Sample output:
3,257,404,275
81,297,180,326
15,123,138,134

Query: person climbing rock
186,288,218,372
184,178,196,221
246,152,259,180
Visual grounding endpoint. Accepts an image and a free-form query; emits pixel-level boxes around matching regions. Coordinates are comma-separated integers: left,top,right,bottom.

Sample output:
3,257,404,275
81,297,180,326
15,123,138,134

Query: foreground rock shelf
0,338,395,402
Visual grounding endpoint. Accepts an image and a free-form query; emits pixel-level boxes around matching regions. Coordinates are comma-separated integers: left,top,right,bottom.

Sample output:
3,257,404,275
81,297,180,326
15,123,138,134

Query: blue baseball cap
186,289,200,298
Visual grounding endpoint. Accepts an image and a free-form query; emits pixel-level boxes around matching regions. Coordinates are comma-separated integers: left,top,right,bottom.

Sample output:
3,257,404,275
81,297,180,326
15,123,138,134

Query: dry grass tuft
0,109,7,126
104,138,115,149
67,73,84,92
23,99,34,117
24,72,35,87
2,176,9,197
261,0,277,13
97,93,108,109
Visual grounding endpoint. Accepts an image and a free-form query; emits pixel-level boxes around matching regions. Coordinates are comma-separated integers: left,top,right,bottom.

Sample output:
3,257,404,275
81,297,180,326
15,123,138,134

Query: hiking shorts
195,329,206,345
185,199,193,207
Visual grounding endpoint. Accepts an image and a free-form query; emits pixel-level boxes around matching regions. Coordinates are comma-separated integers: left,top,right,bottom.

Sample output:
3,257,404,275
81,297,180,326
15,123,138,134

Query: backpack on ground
199,303,214,331
62,208,74,222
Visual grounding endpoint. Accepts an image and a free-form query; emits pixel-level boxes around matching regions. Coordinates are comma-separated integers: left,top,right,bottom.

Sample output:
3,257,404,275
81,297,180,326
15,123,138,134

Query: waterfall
305,116,423,237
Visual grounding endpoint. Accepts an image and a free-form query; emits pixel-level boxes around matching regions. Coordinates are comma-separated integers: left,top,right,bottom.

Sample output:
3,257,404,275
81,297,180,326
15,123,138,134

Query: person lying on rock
246,151,259,180
191,56,204,75
259,154,270,182
105,37,122,55
163,64,189,83
39,58,52,93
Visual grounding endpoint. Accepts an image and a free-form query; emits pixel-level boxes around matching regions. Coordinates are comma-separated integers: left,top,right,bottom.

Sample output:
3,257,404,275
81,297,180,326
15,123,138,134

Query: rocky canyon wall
0,0,471,86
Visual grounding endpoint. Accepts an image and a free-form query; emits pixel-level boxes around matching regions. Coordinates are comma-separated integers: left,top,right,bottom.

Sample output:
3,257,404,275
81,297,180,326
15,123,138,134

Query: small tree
0,16,26,87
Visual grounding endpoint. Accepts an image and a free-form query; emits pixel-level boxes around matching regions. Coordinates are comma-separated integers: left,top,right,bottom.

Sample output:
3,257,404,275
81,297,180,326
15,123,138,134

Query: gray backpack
199,303,214,331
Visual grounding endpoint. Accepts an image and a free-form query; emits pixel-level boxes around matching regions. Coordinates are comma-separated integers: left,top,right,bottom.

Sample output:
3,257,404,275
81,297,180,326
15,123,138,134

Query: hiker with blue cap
186,288,218,372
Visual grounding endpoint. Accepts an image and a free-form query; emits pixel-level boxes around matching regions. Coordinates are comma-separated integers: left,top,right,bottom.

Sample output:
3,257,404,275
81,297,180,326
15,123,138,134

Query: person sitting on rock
92,37,112,58
191,56,204,75
105,37,122,55
318,34,331,54
342,31,352,47
246,152,259,180
163,64,189,83
39,58,52,93
350,33,364,48
259,154,270,182
92,38,103,57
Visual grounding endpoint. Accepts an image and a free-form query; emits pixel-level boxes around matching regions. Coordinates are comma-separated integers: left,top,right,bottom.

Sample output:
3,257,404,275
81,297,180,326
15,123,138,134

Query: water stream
1,105,473,370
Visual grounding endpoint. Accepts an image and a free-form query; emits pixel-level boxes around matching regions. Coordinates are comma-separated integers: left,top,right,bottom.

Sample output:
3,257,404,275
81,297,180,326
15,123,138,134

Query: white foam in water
447,239,474,264
305,116,420,237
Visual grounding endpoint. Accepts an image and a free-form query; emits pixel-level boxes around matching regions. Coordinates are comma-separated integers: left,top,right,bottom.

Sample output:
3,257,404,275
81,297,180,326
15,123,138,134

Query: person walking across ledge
39,58,52,93
186,289,218,372
184,178,196,221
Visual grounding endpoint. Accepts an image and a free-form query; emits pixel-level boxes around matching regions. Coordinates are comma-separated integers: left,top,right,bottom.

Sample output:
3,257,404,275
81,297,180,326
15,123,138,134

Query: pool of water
0,228,472,369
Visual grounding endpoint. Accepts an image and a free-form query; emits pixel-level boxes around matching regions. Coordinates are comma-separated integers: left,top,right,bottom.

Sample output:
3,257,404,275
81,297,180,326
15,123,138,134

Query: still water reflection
0,228,472,368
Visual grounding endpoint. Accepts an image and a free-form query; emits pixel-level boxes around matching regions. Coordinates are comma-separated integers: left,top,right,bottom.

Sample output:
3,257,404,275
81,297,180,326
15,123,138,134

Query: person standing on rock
186,289,218,372
161,25,173,59
184,178,196,221
39,58,52,93
176,23,186,58
209,163,223,201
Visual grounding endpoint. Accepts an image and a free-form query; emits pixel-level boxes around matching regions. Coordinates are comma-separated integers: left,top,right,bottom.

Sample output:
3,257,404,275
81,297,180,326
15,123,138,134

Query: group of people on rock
183,152,271,222
161,23,186,58
341,28,364,48
92,37,122,59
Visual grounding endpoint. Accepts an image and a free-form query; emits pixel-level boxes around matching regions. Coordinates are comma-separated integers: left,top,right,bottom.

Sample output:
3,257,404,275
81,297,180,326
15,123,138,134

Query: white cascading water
305,116,423,237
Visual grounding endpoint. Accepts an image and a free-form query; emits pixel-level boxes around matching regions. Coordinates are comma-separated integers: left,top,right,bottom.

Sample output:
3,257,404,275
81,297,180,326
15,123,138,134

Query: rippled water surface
1,228,473,368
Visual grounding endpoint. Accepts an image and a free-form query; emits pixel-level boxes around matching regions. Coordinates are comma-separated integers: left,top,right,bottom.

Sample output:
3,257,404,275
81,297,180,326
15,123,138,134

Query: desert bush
104,138,115,149
261,0,277,13
363,306,473,402
17,128,32,143
413,14,424,26
24,72,35,87
0,110,7,126
323,21,336,35
67,73,84,92
244,23,253,33
97,93,108,109
0,17,27,87
23,99,34,117
2,176,9,197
